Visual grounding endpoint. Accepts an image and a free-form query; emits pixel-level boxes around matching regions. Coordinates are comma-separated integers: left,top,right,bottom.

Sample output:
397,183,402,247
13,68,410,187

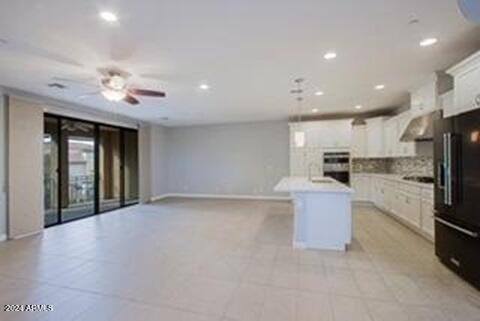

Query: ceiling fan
57,67,166,105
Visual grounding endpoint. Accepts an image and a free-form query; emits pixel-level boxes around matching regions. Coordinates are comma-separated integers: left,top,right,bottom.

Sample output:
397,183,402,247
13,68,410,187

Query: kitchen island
274,176,353,251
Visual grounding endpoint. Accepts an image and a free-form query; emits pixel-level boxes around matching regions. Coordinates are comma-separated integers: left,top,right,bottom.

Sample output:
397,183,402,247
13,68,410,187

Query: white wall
165,121,289,197
150,126,169,197
0,93,6,240
138,126,152,203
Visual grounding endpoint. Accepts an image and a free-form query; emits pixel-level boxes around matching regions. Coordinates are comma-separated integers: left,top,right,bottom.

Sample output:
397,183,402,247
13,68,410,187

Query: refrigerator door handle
435,217,478,238
443,133,451,205
437,163,445,189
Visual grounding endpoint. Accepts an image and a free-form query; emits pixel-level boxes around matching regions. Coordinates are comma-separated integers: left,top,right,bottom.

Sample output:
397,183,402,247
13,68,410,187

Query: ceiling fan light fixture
107,75,127,90
102,89,126,102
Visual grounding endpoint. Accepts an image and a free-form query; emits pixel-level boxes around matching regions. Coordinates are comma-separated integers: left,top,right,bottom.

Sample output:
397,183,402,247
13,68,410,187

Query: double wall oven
323,151,350,185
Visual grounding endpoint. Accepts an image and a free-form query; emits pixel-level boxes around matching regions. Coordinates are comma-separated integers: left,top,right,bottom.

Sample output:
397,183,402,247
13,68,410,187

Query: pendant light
291,78,306,148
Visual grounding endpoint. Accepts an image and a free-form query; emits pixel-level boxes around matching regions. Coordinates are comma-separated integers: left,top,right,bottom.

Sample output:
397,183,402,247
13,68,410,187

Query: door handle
437,163,444,189
435,217,478,238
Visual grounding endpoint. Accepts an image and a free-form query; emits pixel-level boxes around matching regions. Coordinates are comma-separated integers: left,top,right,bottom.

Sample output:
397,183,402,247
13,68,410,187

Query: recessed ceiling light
324,51,337,60
355,104,363,110
199,83,210,90
100,11,118,22
375,84,385,90
312,108,319,113
314,91,324,96
420,38,438,47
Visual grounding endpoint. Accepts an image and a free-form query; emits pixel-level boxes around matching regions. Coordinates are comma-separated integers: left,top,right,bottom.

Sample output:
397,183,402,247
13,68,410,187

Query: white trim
11,230,43,240
150,194,172,202
0,233,6,242
151,193,291,202
293,241,307,249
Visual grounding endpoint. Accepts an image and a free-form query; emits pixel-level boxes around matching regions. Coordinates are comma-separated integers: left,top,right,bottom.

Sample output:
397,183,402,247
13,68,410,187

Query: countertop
274,176,354,194
353,173,434,189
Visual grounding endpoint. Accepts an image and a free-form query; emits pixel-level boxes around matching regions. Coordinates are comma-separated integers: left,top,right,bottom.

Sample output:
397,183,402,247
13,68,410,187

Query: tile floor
0,198,479,321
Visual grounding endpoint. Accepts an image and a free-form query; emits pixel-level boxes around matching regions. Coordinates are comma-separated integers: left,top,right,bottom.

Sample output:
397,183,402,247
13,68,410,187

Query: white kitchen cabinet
289,120,352,149
447,51,480,117
439,90,455,118
410,77,438,117
351,124,366,158
290,147,322,176
421,199,435,239
351,175,371,201
384,118,397,157
365,117,386,158
354,174,434,241
396,192,421,227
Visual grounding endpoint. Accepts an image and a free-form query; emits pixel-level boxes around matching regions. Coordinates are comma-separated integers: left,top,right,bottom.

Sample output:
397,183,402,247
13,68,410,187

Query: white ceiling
0,0,479,126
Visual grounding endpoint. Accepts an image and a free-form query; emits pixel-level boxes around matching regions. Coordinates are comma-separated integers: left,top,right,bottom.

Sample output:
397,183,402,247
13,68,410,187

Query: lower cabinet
421,199,435,238
352,174,434,240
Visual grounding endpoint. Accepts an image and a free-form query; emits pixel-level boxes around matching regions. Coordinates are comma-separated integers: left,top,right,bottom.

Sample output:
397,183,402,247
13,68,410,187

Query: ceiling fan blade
123,94,140,105
128,88,166,97
53,77,98,88
77,91,101,99
0,38,83,67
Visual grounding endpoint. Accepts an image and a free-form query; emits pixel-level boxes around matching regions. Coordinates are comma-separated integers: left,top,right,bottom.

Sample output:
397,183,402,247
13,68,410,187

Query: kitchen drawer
435,220,480,289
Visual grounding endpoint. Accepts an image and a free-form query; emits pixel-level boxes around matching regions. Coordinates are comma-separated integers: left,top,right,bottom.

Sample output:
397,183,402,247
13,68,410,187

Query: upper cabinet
365,117,386,158
410,72,453,117
290,119,352,150
446,51,480,117
350,124,366,158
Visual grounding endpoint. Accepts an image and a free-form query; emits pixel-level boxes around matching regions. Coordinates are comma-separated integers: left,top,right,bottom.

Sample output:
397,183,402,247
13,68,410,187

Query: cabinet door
351,125,366,157
384,120,397,157
421,200,435,238
401,193,421,227
440,91,455,118
454,64,480,115
410,80,437,117
365,118,385,157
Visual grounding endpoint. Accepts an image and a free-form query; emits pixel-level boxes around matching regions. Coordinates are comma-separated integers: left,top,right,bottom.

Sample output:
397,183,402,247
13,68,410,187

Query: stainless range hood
400,110,442,142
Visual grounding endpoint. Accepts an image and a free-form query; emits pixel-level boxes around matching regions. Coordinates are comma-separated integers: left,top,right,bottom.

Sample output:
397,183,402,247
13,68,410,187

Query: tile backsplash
352,156,433,176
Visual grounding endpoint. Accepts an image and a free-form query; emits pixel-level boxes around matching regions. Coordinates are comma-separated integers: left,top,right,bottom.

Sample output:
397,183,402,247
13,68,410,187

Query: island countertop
274,176,353,194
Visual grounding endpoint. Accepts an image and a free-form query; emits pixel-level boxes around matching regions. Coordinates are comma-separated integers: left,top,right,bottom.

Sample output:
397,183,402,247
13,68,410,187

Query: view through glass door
44,117,59,226
61,119,95,222
43,115,139,227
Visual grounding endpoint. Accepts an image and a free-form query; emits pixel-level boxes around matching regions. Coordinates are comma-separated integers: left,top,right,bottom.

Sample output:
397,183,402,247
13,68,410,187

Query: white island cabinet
274,177,353,251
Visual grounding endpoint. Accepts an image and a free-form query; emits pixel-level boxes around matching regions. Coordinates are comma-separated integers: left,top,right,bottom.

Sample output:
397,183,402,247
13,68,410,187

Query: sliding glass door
61,119,95,222
43,115,139,227
123,130,139,205
99,126,121,212
44,117,60,226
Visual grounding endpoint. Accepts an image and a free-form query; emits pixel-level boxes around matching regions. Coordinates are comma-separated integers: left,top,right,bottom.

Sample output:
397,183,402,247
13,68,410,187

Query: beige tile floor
0,198,479,321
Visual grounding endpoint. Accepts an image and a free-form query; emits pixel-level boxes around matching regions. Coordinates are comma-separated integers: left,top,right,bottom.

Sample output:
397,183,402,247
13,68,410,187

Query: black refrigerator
434,108,480,289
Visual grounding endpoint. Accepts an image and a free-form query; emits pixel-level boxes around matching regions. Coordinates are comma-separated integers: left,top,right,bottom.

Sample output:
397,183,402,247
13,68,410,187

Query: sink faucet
308,162,322,181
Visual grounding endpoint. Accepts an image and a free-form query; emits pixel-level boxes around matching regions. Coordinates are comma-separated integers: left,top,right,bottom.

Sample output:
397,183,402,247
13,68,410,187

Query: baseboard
0,233,6,242
150,194,171,202
11,230,43,240
352,200,374,206
151,193,291,202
